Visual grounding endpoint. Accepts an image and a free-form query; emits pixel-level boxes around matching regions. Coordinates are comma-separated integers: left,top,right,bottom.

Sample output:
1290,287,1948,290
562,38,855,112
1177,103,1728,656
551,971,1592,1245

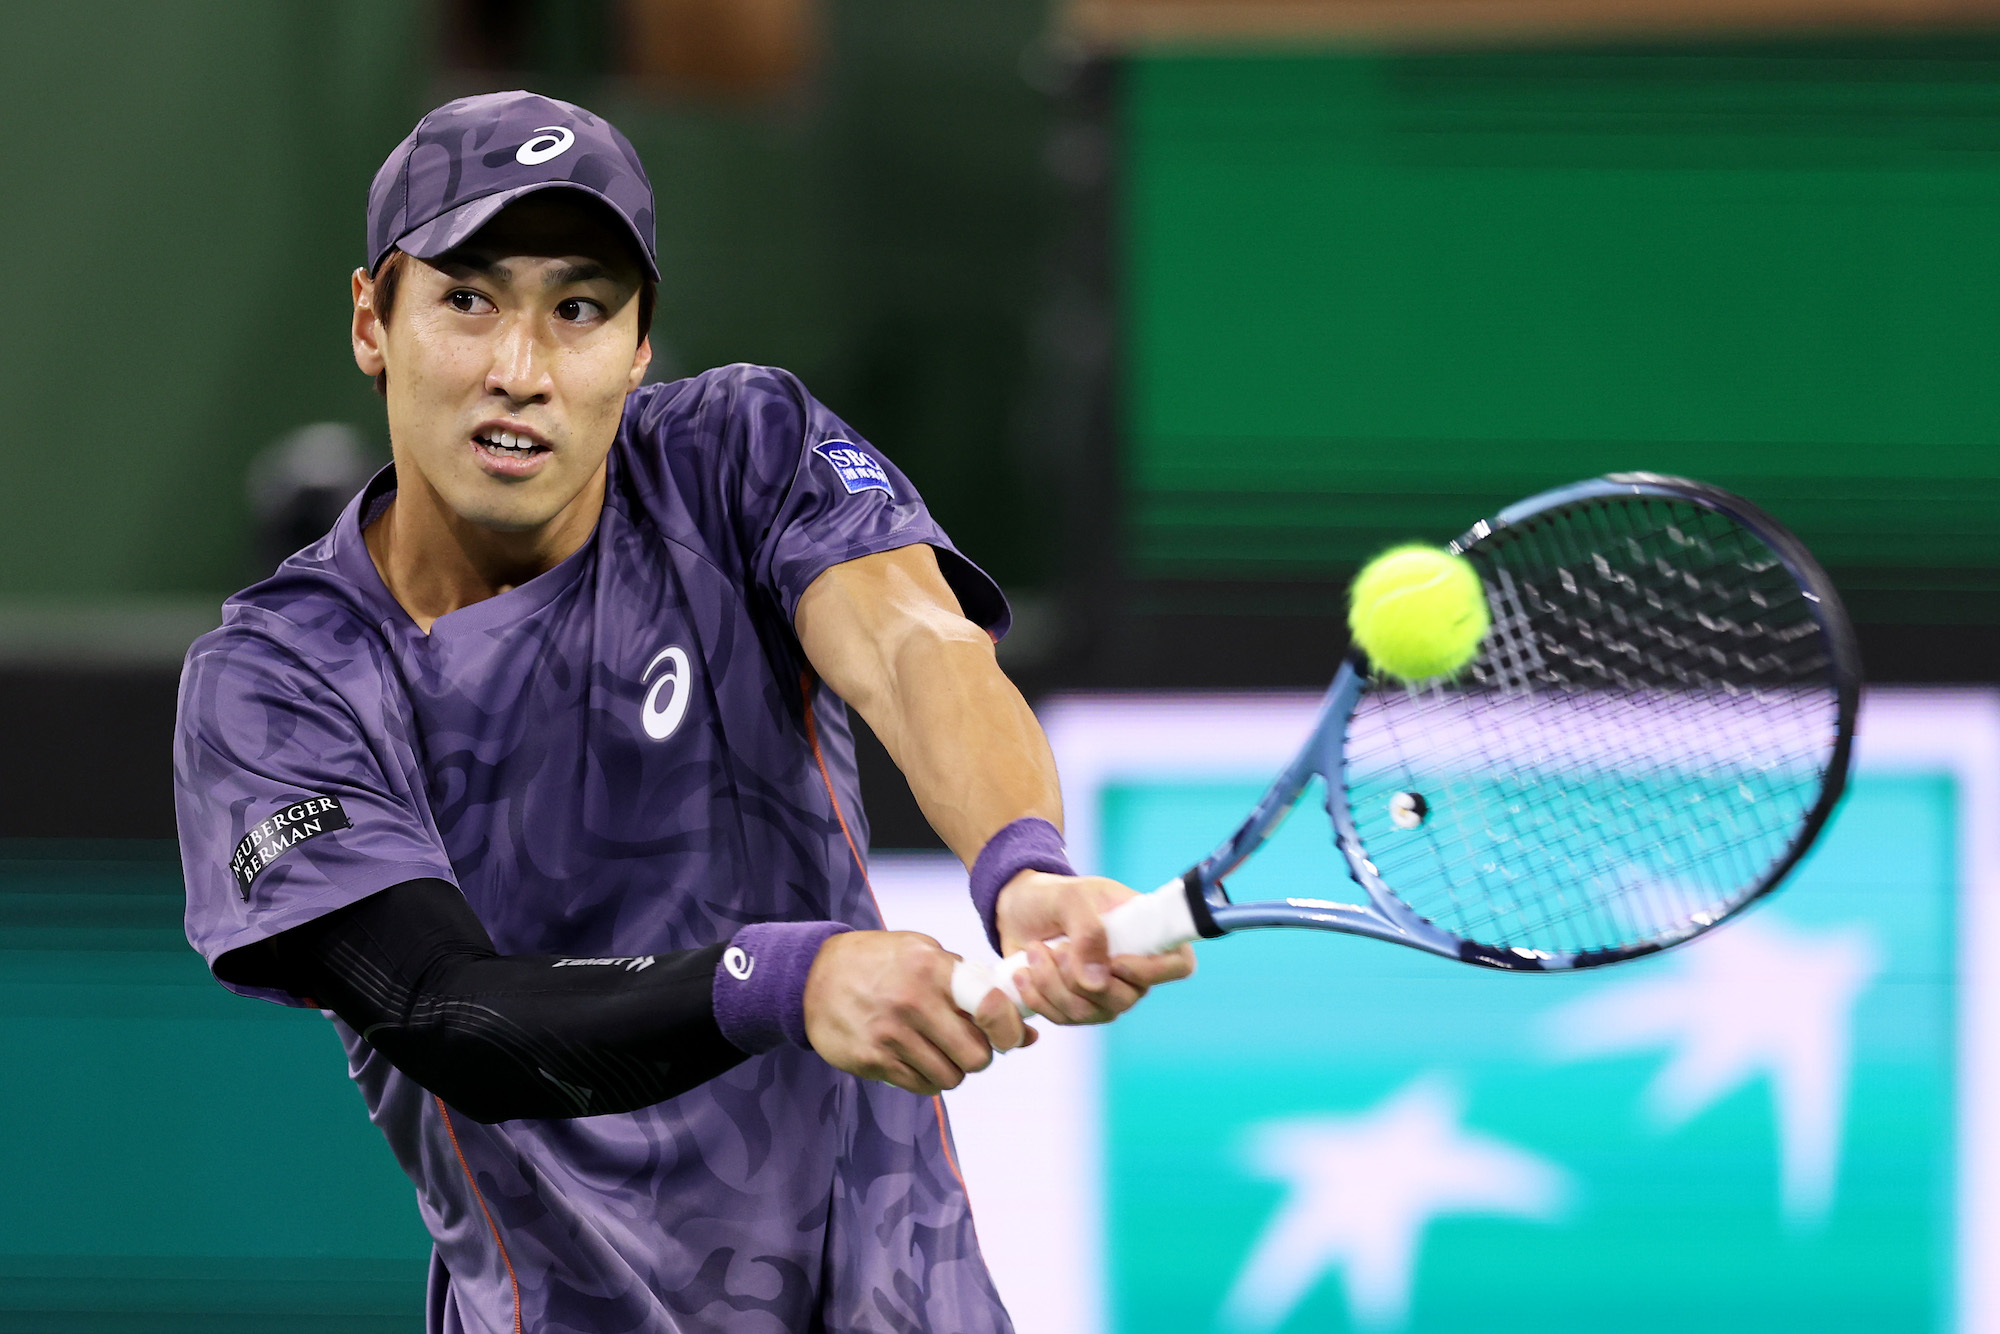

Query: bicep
794,544,991,714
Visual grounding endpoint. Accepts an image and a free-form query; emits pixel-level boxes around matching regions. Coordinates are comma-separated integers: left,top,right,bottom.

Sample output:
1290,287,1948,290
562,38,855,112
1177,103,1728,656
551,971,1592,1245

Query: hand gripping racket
950,473,1860,1015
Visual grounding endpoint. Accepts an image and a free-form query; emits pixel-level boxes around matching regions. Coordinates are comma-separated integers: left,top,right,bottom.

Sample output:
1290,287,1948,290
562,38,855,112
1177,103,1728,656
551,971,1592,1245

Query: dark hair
368,248,658,397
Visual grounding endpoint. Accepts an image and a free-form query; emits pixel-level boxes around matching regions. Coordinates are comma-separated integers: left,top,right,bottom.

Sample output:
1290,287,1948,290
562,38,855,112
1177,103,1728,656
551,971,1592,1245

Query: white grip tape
951,957,1020,1015
949,878,1199,1017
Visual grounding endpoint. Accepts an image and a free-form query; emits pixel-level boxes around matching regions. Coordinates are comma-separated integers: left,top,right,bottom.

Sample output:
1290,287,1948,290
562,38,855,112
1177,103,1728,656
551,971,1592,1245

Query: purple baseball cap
366,90,659,280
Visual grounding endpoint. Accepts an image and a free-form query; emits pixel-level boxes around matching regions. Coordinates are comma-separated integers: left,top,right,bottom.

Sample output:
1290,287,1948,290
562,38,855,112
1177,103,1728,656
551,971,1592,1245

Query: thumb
995,869,1057,955
1060,893,1111,993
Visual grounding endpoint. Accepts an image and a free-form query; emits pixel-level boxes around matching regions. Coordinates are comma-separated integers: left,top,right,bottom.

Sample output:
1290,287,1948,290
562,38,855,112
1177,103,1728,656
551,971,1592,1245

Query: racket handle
949,877,1201,1018
951,957,1021,1015
1102,877,1204,957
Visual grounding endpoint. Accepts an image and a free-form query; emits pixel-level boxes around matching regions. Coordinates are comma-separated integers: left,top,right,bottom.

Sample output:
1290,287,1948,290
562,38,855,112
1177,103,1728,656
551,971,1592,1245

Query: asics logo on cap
516,125,576,165
724,947,754,981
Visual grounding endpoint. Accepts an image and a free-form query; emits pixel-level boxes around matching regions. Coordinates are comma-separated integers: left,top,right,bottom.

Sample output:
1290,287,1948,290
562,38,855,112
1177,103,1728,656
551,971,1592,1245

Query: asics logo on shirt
641,646,692,740
516,125,576,164
723,947,754,981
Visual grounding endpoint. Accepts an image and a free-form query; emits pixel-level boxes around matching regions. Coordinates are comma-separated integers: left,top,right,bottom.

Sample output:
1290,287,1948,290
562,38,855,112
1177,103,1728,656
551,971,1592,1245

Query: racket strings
1370,694,1822,955
1342,494,1841,960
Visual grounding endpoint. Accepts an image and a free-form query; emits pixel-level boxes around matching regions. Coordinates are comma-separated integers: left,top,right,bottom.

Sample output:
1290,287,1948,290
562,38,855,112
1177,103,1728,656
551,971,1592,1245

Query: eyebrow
547,260,610,286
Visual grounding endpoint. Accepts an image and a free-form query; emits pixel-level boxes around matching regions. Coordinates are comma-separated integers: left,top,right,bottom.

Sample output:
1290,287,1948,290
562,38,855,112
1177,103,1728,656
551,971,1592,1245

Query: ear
352,267,387,378
625,334,653,394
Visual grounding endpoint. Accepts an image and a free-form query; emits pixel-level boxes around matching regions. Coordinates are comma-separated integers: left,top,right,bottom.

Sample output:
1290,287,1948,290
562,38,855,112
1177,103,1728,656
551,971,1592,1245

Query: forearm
256,880,841,1123
306,938,744,1123
795,547,1194,1021
860,626,1062,865
839,608,1080,958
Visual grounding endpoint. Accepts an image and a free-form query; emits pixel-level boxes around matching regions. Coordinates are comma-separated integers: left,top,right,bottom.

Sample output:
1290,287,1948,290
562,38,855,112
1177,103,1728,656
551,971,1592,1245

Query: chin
450,486,566,534
466,503,563,534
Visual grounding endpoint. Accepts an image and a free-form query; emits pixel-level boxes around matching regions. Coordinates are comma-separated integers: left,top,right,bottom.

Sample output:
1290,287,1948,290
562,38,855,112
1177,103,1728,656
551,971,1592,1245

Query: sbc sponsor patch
812,440,892,496
230,795,352,896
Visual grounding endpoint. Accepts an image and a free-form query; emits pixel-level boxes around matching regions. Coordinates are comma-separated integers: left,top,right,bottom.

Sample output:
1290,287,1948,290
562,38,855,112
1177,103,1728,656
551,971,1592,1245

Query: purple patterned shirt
174,365,1013,1334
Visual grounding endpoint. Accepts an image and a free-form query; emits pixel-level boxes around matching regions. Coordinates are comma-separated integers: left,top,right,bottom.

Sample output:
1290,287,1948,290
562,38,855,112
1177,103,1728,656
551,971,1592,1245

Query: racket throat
1179,869,1230,941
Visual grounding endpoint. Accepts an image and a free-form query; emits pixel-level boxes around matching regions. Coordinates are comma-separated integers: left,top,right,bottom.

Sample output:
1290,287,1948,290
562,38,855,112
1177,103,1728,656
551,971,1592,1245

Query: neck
363,460,607,635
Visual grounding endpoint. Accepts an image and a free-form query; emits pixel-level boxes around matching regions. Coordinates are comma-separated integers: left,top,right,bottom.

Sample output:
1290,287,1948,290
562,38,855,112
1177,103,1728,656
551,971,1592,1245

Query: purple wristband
712,920,852,1054
969,817,1076,953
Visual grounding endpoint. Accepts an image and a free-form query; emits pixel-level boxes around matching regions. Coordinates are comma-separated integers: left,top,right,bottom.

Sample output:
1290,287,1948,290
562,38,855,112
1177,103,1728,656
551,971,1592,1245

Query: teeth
482,430,538,455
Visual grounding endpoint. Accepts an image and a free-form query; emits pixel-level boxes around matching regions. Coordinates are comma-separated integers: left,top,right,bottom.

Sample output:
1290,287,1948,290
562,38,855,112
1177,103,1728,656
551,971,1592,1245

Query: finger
1062,956,1144,1019
920,1002,999,1075
1110,943,1197,988
885,1029,975,1093
1020,1023,1040,1048
974,987,1029,1053
1023,941,1098,1025
883,1051,953,1095
1014,962,1049,1021
1096,976,1144,1016
1016,942,1084,1024
1013,942,1064,1022
1037,941,1145,1023
1057,895,1113,994
875,1058,943,1097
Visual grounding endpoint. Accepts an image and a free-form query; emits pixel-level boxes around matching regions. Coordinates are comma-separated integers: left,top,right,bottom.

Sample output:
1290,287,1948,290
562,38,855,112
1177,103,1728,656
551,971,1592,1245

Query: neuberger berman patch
231,795,352,896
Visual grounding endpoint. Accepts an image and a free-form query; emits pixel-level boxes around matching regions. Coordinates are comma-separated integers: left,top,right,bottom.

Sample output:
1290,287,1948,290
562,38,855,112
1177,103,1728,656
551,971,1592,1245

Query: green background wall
1122,41,2000,627
0,1,427,600
0,0,1056,603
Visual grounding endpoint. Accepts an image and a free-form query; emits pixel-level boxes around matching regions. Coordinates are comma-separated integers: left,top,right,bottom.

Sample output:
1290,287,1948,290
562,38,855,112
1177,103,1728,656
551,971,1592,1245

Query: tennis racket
950,472,1860,1014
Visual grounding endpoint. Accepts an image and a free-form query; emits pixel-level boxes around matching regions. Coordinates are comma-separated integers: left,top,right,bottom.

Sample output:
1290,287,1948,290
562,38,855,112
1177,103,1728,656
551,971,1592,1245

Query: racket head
1191,473,1861,972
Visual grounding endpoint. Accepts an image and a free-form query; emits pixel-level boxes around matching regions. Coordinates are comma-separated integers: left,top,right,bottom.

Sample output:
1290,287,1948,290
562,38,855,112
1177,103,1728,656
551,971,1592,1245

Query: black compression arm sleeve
242,879,750,1123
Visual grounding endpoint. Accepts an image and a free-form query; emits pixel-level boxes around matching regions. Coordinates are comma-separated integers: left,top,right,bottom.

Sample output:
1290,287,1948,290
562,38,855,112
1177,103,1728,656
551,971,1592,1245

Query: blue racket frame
1166,473,1862,974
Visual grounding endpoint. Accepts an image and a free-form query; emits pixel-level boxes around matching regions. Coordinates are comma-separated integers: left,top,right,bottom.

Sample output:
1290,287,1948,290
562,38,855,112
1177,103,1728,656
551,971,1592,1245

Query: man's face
354,193,652,534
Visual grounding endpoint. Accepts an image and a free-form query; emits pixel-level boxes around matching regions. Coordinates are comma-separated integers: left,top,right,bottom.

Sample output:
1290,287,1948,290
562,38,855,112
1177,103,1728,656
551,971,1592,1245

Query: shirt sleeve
175,623,459,1006
729,367,1011,635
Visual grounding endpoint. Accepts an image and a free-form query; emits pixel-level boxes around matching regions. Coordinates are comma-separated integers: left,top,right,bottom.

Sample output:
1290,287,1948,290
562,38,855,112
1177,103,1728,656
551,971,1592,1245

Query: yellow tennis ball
1348,544,1490,682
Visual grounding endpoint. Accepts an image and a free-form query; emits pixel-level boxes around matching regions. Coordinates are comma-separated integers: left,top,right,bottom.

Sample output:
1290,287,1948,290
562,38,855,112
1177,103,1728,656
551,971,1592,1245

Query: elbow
838,612,997,728
888,614,1000,689
421,1047,562,1122
368,1027,590,1123
421,1070,587,1124
448,1091,579,1125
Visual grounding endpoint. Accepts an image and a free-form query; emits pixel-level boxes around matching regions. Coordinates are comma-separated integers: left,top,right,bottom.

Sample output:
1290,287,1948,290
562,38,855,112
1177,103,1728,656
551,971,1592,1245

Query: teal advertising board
1101,776,1946,1331
1014,690,2000,1334
0,844,430,1330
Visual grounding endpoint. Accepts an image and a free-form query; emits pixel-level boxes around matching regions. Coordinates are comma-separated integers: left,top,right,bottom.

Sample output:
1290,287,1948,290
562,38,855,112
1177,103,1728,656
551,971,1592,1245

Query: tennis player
173,91,1190,1333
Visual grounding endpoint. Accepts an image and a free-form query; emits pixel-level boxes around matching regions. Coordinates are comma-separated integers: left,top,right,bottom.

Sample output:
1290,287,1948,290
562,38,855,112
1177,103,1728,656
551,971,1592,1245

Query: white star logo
1542,914,1879,1225
1221,1075,1572,1332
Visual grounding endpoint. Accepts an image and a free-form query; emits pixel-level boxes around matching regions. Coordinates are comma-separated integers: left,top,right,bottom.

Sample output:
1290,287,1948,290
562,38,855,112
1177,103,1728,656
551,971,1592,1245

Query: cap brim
382,181,660,281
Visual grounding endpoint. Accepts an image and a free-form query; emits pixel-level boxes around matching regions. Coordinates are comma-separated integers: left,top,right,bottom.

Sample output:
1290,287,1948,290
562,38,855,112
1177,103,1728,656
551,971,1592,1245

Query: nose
486,313,553,406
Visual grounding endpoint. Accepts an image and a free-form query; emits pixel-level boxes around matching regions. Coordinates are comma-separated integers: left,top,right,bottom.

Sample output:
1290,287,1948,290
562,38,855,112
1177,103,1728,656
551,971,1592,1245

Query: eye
555,297,605,324
447,289,495,315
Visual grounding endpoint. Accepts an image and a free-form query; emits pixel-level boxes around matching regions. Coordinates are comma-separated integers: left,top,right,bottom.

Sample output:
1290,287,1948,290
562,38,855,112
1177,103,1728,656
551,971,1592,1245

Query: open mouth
471,427,554,476
474,429,549,460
